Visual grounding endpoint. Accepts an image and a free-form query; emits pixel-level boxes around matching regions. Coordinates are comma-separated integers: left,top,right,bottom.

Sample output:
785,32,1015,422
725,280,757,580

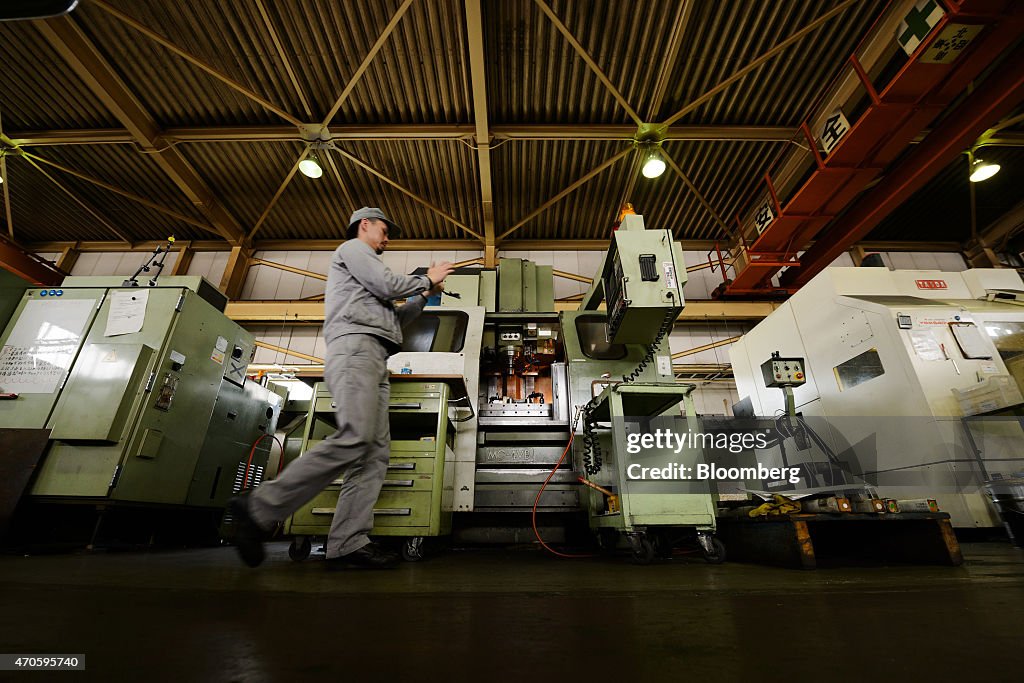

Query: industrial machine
730,267,1024,528
0,274,280,539
394,214,721,561
568,215,718,561
274,214,719,562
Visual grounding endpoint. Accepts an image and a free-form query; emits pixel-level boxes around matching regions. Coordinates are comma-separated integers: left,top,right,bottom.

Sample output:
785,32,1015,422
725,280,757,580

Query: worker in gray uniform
227,207,454,569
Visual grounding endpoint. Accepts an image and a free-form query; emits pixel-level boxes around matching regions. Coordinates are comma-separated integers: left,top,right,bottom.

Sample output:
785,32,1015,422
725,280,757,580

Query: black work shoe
325,543,400,570
225,493,266,568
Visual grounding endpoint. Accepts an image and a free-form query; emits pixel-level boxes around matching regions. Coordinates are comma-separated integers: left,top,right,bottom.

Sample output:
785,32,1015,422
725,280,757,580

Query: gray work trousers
248,334,391,558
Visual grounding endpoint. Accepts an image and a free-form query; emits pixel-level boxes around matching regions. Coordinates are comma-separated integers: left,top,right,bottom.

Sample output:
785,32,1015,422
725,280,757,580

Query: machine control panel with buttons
760,353,807,388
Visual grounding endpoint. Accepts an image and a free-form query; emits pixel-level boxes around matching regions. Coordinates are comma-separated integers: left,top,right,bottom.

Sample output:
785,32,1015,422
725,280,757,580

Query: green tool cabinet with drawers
284,379,455,562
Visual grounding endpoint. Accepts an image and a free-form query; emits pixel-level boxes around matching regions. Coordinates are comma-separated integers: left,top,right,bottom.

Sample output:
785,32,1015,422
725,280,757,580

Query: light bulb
299,154,323,179
641,154,666,179
969,159,1000,182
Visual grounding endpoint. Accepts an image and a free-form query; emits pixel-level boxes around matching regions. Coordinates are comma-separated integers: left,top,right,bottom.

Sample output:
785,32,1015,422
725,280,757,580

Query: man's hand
426,261,455,287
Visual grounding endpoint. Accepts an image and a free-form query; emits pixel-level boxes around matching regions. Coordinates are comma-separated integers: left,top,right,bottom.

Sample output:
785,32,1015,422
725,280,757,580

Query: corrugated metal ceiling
0,0,1018,252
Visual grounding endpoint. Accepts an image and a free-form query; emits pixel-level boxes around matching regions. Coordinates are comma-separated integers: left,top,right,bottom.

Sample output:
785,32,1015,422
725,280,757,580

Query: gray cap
347,207,402,239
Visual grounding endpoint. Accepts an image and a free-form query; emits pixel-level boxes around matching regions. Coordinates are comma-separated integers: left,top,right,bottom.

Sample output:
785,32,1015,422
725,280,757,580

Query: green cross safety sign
896,0,945,57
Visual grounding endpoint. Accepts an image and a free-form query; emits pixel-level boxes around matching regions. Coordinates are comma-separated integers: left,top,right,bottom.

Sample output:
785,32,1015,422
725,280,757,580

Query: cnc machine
730,267,1024,528
388,214,721,561
0,273,280,540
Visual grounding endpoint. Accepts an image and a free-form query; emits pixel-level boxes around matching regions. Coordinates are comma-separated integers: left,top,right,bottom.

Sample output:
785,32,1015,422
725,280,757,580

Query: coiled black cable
582,395,604,475
581,301,679,474
622,305,677,383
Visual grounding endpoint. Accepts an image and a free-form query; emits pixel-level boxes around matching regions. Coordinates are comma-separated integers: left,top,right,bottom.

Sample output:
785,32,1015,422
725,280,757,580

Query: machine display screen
834,348,885,391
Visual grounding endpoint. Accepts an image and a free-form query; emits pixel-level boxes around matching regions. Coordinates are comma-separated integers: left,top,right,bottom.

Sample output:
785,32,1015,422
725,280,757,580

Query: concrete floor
1,542,1022,682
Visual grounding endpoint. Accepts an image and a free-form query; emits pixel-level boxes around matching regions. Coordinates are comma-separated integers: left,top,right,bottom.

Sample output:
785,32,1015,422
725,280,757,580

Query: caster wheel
401,537,425,562
288,536,311,562
631,537,655,565
703,537,726,564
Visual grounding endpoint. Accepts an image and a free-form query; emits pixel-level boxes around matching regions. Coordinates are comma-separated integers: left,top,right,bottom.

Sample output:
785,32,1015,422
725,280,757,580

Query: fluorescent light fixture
969,158,1000,182
299,151,323,179
641,151,666,179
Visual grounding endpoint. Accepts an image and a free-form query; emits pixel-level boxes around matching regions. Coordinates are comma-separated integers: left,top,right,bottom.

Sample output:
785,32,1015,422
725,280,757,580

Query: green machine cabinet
560,308,723,564
0,277,276,510
579,383,721,565
284,377,457,562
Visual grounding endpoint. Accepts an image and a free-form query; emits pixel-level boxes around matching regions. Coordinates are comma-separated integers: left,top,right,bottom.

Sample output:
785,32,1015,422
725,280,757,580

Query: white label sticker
170,350,186,365
657,355,673,376
211,350,225,365
663,262,677,290
215,336,228,352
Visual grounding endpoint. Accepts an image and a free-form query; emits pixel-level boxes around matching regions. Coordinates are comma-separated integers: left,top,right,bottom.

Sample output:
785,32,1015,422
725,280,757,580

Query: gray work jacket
323,239,431,349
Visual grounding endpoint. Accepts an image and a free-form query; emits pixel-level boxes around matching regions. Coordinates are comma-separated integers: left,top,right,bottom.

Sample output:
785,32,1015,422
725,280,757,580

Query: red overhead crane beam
723,0,1024,296
783,38,1024,288
0,235,66,286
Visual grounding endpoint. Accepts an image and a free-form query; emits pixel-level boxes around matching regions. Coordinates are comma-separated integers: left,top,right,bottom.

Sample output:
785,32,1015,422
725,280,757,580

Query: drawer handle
373,508,411,516
311,507,335,515
390,402,422,410
382,480,414,487
388,463,415,470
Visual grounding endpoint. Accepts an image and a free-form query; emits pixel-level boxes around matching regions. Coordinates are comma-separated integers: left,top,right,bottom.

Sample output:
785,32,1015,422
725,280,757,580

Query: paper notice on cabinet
910,330,943,361
105,290,149,337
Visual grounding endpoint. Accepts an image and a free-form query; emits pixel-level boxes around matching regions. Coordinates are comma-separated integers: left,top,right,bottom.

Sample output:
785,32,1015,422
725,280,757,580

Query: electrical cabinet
0,276,279,508
601,223,686,344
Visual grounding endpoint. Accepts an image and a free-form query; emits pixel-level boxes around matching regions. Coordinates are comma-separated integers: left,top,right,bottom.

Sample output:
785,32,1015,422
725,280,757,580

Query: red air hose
241,433,285,490
531,431,595,559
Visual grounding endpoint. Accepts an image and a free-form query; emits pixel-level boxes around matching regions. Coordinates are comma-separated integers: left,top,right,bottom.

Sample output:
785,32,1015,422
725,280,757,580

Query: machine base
0,428,50,537
716,512,963,569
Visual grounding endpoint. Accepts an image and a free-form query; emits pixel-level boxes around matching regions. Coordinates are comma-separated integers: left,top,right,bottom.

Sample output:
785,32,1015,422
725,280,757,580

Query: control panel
760,352,806,388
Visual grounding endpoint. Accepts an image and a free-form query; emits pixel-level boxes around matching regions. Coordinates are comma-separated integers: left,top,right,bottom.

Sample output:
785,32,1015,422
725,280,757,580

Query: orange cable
242,433,286,490
531,430,596,559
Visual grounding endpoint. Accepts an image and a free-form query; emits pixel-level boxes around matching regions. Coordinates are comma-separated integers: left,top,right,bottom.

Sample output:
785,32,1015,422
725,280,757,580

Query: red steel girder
729,0,1024,296
727,258,801,292
0,237,65,286
783,39,1024,289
